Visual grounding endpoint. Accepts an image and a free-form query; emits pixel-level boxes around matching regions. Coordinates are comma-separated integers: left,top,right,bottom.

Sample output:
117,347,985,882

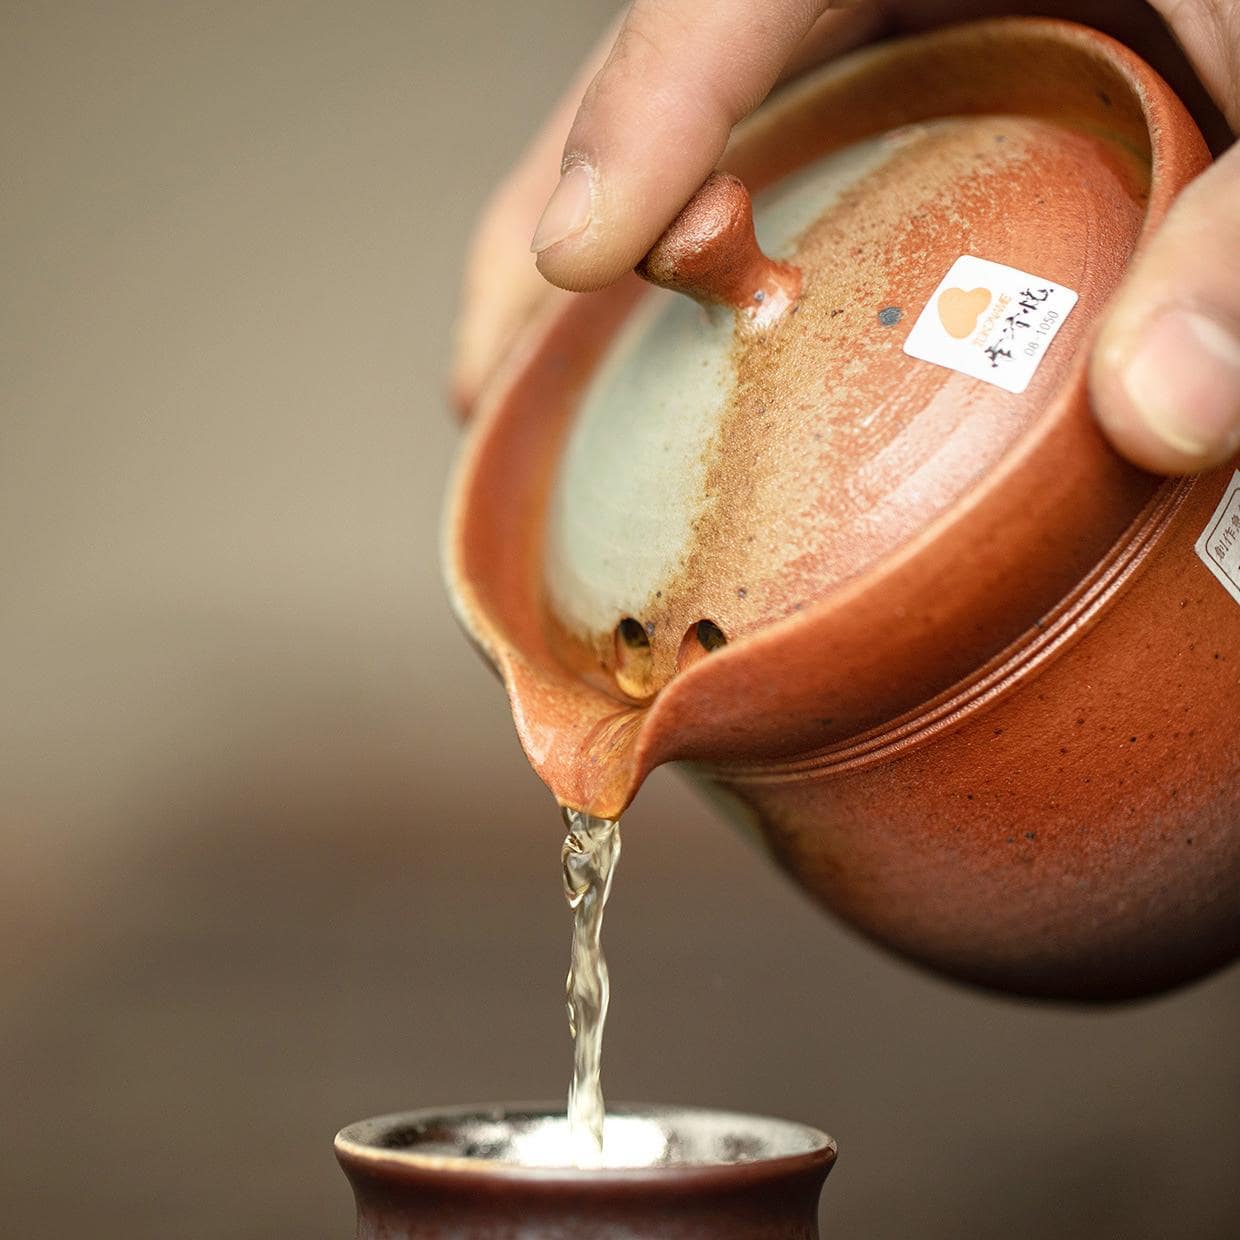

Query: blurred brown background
1,3,1236,1237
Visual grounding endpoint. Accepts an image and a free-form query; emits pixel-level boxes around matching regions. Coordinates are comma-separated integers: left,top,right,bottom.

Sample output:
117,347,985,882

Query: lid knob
636,172,802,326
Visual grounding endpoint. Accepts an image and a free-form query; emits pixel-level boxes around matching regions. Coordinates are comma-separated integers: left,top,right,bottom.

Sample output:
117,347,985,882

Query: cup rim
334,1101,837,1184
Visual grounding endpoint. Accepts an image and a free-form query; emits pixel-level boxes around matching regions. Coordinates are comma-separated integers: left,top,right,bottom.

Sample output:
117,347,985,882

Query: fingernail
530,163,593,254
1122,308,1240,459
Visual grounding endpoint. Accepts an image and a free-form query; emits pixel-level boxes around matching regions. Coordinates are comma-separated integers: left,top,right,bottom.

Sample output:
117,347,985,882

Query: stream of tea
561,808,622,1165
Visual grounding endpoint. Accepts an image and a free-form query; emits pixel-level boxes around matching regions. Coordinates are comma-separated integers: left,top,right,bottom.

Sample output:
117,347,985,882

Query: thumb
530,0,852,292
1090,141,1240,474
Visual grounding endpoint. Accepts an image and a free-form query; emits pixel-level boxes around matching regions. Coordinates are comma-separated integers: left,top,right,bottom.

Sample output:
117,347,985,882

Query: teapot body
697,469,1239,999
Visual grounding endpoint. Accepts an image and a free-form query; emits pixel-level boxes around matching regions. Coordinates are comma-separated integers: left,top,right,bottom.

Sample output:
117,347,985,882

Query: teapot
444,18,1239,1000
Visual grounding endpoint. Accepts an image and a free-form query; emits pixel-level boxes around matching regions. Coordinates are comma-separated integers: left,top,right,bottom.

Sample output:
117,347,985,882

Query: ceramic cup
336,1103,837,1239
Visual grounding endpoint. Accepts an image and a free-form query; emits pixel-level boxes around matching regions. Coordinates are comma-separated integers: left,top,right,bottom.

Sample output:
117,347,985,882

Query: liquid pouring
561,809,621,1165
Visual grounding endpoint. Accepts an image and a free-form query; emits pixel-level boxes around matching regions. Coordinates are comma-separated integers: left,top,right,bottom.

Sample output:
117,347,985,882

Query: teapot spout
501,650,652,820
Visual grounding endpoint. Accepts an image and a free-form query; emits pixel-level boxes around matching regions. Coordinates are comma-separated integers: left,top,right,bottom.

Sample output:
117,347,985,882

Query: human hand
452,2,1240,476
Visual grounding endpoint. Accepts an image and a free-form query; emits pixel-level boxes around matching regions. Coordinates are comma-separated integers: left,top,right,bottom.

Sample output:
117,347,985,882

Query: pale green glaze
541,125,944,640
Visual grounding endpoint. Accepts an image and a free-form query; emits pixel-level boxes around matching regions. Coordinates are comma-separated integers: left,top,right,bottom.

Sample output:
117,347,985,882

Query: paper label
902,255,1079,394
1195,470,1240,606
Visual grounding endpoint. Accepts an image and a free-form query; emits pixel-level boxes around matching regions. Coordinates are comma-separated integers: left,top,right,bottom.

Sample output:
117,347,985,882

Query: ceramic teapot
445,18,1239,1000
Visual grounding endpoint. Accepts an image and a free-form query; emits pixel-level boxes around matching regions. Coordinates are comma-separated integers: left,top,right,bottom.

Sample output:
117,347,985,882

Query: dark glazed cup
335,1103,837,1239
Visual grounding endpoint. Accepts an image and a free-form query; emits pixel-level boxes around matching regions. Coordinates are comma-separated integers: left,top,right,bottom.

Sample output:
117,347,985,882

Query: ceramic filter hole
614,616,728,696
616,617,649,650
613,617,655,699
696,620,727,652
674,618,728,674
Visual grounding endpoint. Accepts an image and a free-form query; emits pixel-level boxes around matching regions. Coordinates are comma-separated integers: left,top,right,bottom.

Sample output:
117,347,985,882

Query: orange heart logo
937,286,992,339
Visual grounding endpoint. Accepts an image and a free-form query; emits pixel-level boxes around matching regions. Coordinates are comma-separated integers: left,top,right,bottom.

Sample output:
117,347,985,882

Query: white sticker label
902,255,1079,394
1195,470,1240,606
